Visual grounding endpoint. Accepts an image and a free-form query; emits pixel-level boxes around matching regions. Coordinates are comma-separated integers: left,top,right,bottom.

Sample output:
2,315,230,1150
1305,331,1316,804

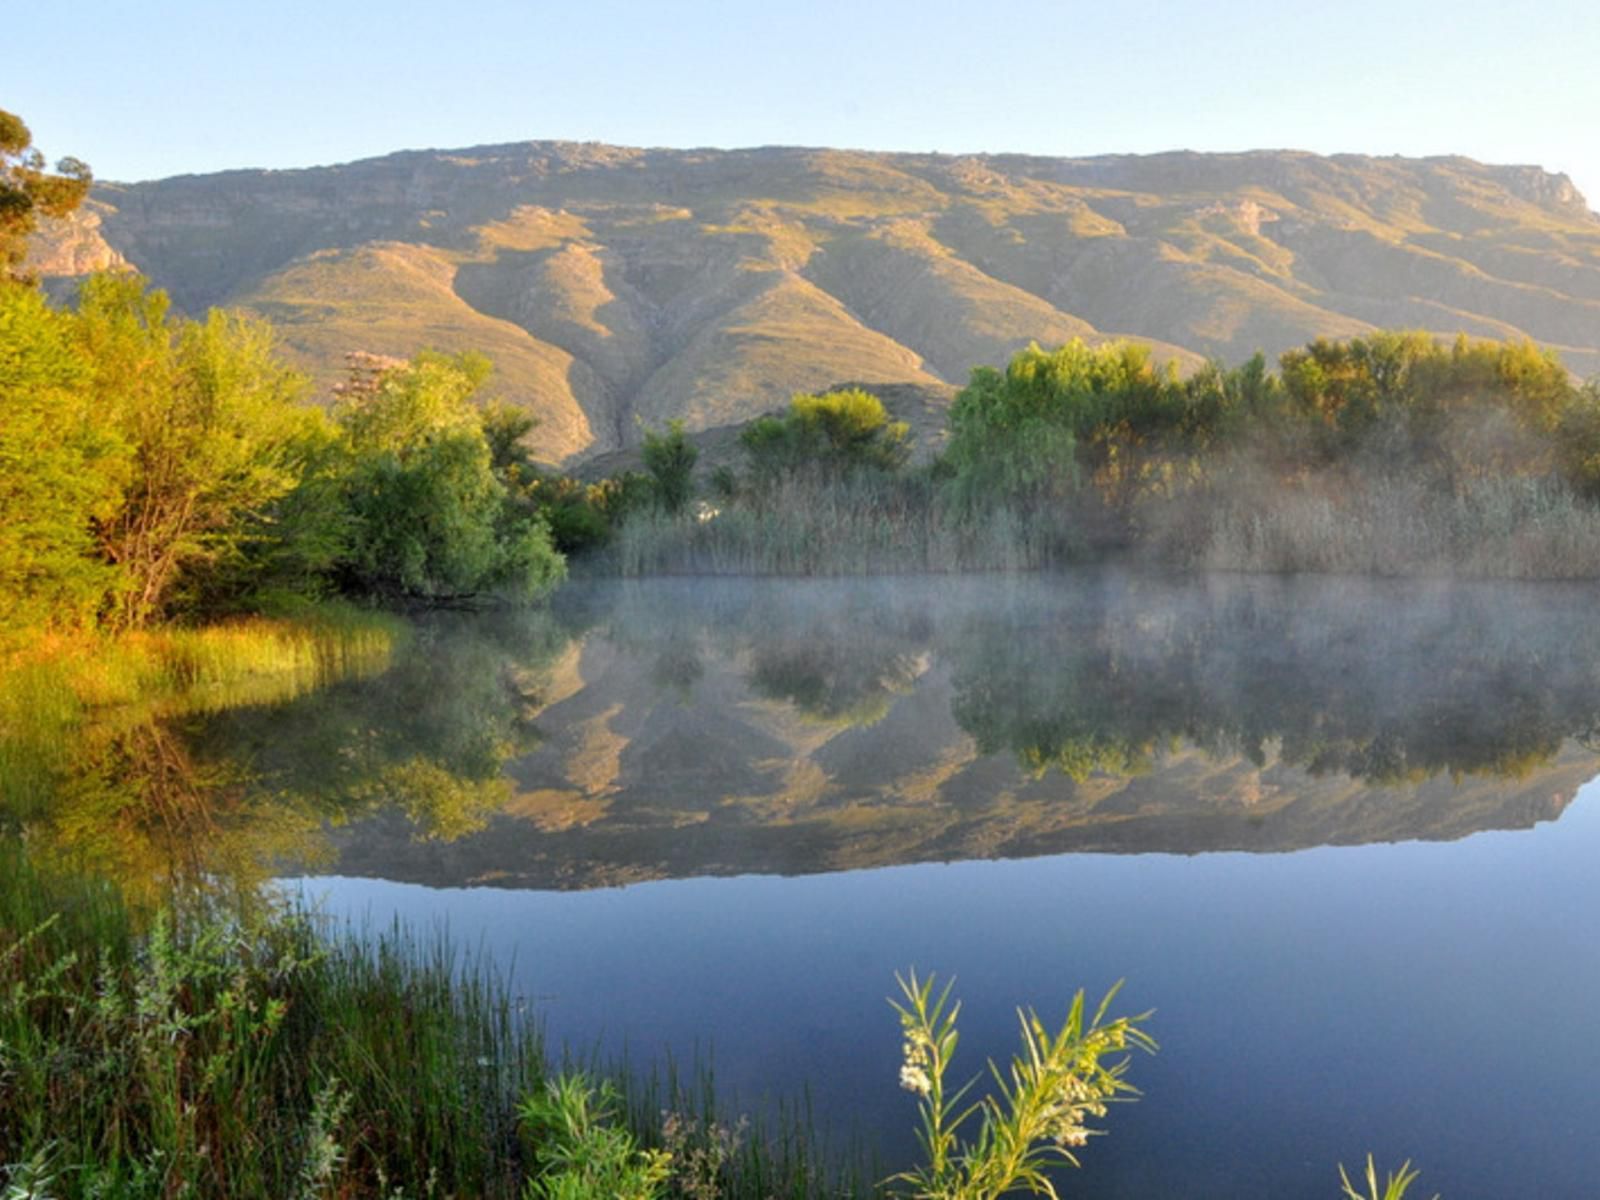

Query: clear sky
10,0,1599,211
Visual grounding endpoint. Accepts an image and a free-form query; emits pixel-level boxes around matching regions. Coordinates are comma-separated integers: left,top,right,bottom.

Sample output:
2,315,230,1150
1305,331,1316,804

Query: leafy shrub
740,389,910,480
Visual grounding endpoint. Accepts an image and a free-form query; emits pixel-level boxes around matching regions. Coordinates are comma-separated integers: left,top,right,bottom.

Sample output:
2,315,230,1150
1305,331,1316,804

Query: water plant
888,969,1155,1199
1338,1155,1438,1200
0,846,543,1197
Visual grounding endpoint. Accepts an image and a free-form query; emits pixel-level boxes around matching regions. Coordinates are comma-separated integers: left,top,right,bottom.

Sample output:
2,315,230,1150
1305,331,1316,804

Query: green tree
334,351,565,602
76,275,320,627
740,388,911,479
0,284,123,640
641,419,698,513
942,340,1180,511
480,399,540,482
941,362,1080,513
1,108,91,280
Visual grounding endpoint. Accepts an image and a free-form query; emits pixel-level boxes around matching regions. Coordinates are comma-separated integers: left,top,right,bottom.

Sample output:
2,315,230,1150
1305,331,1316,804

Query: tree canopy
739,388,910,479
333,351,565,603
1,109,91,280
0,274,565,641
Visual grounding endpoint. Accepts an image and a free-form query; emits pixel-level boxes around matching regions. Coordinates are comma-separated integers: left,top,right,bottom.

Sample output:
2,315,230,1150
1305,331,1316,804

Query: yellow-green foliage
1,274,331,634
1279,330,1578,449
739,387,912,478
334,350,566,601
2,274,568,642
942,339,1184,515
608,330,1600,581
890,970,1154,1199
0,284,124,638
78,275,329,628
0,108,91,277
933,332,1600,574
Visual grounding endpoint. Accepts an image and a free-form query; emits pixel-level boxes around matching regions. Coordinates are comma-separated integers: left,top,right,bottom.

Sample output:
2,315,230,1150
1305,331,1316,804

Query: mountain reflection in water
333,573,1600,888
13,571,1599,901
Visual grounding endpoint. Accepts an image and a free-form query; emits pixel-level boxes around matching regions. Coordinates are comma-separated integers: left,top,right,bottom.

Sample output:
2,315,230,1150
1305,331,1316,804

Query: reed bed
610,477,1073,578
607,468,1600,583
1178,474,1600,579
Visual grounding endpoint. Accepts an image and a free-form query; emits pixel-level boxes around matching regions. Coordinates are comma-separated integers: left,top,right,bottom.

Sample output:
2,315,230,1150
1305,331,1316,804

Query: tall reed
609,476,1072,578
1173,474,1600,579
0,845,542,1197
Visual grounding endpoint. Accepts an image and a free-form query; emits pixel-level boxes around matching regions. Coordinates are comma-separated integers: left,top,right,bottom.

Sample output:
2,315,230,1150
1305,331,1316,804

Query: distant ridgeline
28,142,1600,464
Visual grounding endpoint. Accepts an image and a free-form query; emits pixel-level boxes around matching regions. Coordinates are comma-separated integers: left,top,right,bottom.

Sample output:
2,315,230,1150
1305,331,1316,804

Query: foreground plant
519,1073,671,1200
889,969,1155,1200
1338,1154,1438,1200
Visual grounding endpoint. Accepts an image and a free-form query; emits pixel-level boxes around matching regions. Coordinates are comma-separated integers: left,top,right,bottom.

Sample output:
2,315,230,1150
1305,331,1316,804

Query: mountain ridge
30,141,1600,466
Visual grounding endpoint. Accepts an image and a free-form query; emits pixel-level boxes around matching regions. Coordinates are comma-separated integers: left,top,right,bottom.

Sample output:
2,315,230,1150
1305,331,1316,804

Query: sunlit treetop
1,108,92,281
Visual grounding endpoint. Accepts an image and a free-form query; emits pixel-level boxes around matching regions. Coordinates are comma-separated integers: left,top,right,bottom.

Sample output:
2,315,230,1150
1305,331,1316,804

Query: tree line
0,276,572,644
611,332,1600,577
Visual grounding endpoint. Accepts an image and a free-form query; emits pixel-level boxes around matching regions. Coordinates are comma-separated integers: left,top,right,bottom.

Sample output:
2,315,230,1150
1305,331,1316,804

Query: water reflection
11,571,1600,900
942,577,1600,784
339,574,1598,889
2,609,572,903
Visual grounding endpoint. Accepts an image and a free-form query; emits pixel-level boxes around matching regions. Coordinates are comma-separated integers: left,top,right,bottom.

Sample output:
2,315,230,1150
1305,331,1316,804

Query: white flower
899,1063,933,1095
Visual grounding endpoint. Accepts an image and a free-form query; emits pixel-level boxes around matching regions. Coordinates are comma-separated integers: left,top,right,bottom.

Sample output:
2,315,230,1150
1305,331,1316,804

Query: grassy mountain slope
31,143,1600,465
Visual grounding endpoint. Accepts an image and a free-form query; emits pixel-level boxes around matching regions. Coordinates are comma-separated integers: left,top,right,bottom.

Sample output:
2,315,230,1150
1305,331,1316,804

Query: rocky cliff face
27,200,129,277
31,143,1600,465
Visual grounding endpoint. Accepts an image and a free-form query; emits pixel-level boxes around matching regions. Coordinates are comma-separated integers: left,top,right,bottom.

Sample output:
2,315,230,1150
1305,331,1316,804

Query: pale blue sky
11,0,1600,210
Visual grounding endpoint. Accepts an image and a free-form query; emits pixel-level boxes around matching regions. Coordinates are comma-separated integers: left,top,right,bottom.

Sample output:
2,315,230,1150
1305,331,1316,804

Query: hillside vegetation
29,143,1600,464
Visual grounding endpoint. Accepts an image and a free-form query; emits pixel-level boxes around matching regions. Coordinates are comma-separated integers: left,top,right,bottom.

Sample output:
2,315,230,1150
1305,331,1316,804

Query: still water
41,571,1600,1196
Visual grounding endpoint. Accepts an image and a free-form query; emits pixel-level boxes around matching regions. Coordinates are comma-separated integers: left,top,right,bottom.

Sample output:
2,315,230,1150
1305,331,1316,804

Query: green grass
0,847,862,1200
0,844,542,1198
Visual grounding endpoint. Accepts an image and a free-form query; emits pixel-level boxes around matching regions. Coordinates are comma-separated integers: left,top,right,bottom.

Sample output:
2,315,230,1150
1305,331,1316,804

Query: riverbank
0,591,851,1195
0,846,858,1199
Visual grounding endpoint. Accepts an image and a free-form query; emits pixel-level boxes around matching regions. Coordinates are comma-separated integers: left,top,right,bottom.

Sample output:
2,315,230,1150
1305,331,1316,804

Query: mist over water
306,570,1600,886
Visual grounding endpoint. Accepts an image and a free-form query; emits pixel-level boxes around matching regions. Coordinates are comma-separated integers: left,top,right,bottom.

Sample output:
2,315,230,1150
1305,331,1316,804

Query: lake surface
31,571,1600,1197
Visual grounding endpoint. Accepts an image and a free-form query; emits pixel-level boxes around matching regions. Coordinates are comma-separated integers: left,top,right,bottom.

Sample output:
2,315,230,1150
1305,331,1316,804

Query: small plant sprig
889,969,1155,1200
519,1072,672,1200
1338,1154,1439,1200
